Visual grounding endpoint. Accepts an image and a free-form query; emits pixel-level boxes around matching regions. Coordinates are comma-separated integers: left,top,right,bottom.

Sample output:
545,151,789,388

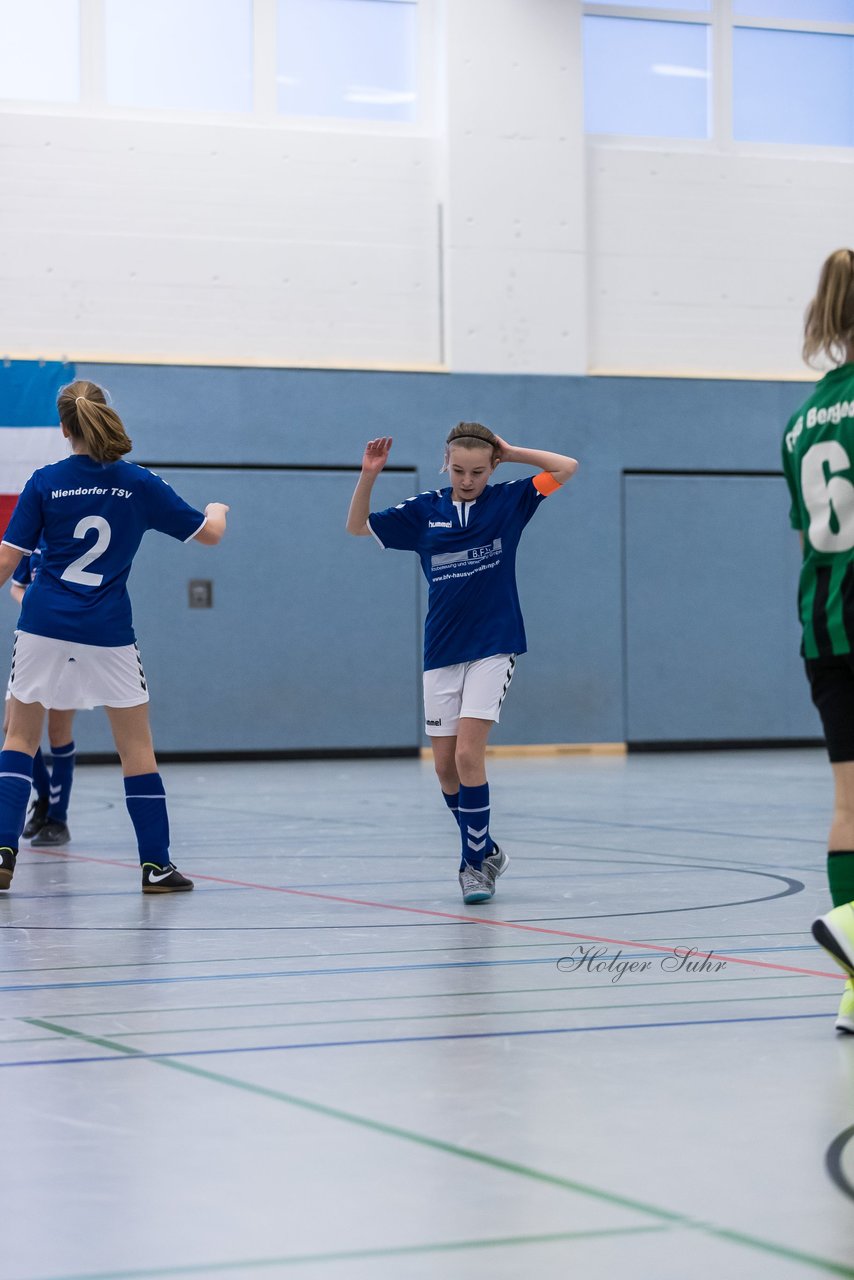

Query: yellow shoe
837,979,854,1035
812,902,854,978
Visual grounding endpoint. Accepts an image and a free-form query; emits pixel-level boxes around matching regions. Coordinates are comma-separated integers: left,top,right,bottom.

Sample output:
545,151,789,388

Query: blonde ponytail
803,249,854,368
57,380,132,463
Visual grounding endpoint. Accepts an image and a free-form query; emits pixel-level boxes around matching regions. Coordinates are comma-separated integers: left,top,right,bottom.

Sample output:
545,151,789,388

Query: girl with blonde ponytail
58,380,133,463
0,380,229,894
347,420,577,905
784,250,854,1030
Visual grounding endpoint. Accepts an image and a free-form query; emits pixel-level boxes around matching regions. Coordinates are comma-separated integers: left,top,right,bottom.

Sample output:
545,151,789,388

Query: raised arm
194,502,230,546
493,437,578,486
346,437,393,536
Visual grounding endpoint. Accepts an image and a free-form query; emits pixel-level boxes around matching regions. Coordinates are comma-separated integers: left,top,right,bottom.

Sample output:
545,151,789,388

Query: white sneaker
837,979,854,1034
459,863,494,904
812,902,854,978
484,843,510,883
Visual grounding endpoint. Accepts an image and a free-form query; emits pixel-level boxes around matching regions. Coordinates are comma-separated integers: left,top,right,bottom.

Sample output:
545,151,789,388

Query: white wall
587,143,854,378
0,113,441,369
1,1,852,378
442,0,586,375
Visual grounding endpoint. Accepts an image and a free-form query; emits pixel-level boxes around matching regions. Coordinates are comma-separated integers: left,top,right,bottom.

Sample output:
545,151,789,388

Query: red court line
35,848,845,982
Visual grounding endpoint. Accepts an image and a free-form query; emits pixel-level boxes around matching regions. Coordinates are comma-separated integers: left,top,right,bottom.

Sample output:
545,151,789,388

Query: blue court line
3,1010,832,1070
0,934,818,978
0,944,825,994
2,886,248,902
499,811,826,847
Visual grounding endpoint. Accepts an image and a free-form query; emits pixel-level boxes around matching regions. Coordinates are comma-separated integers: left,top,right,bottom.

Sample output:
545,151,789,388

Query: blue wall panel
0,365,816,749
623,474,816,742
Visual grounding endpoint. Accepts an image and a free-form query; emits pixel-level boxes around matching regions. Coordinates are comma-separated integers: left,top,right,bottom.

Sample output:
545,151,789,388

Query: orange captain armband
533,471,562,497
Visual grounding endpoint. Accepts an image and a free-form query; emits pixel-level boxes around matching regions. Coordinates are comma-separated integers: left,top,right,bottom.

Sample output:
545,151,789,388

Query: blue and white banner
0,360,73,536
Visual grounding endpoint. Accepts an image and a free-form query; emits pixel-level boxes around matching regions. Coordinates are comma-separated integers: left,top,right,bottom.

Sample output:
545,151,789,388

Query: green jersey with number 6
782,363,854,658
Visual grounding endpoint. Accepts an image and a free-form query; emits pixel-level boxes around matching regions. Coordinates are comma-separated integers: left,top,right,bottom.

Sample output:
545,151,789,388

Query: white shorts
8,630,150,710
423,653,516,737
5,654,85,706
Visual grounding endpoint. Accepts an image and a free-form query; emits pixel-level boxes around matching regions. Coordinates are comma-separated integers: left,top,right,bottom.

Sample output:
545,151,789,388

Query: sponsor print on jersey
430,537,504,583
786,398,854,453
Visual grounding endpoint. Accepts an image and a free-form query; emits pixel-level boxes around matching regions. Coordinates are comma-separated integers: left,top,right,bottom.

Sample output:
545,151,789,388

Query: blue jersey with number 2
3,454,205,647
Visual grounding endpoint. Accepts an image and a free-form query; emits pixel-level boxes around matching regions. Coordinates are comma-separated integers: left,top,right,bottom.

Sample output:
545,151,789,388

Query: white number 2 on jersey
801,441,854,553
61,516,112,586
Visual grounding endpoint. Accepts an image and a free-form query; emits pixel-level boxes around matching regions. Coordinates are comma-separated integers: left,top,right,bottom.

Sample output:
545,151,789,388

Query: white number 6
61,516,112,586
801,441,854,553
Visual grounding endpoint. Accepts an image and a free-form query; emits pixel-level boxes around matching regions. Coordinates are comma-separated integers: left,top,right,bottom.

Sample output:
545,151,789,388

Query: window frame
583,0,854,151
0,0,434,136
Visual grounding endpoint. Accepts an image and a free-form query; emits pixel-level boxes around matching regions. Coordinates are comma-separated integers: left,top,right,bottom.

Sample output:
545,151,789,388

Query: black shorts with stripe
805,655,854,762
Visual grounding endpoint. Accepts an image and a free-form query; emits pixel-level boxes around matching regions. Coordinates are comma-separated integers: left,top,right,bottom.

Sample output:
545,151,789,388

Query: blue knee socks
48,741,75,823
0,750,34,851
443,790,461,829
124,773,170,868
458,782,494,872
31,748,50,802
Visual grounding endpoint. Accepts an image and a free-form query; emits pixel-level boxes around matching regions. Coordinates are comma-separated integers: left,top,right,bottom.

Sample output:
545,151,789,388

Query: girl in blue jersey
7,550,78,846
0,380,229,893
347,421,577,904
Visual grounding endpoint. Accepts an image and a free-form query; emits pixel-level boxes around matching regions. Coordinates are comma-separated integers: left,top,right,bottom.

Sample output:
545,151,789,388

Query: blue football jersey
3,454,205,646
368,477,550,670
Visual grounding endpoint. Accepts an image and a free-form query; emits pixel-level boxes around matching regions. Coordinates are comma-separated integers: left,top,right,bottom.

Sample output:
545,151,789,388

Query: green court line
24,1018,854,1278
3,987,836,1048
11,1226,667,1280
12,969,813,1026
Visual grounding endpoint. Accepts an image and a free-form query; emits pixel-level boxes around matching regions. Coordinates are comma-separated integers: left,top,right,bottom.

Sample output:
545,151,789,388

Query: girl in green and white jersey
785,248,854,1029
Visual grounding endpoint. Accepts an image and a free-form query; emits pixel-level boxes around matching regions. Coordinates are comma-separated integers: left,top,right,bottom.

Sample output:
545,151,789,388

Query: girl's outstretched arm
347,437,393,535
0,543,23,591
194,502,230,546
493,436,578,485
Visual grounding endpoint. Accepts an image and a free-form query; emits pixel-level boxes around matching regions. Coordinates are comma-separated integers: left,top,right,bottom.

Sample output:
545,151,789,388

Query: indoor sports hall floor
2,749,854,1280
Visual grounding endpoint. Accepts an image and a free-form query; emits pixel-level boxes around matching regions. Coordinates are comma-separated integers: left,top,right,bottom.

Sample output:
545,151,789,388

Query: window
0,0,79,104
586,0,709,9
0,0,420,126
733,0,854,18
584,16,709,139
733,27,854,146
276,0,417,122
104,0,253,113
277,0,417,120
584,1,854,147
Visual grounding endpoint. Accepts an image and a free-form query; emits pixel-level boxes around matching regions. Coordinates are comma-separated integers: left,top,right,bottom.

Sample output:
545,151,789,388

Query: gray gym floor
2,749,853,1280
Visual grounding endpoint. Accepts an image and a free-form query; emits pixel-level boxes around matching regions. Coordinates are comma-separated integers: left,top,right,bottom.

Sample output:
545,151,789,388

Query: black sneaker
0,847,17,891
22,797,49,839
141,862,194,893
30,820,70,848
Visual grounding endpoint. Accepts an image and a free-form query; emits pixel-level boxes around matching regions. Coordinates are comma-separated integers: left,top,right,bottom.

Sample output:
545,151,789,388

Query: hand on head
491,434,511,464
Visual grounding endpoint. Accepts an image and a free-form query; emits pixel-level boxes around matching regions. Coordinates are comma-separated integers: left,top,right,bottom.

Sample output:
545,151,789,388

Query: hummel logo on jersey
429,520,452,528
426,718,442,726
